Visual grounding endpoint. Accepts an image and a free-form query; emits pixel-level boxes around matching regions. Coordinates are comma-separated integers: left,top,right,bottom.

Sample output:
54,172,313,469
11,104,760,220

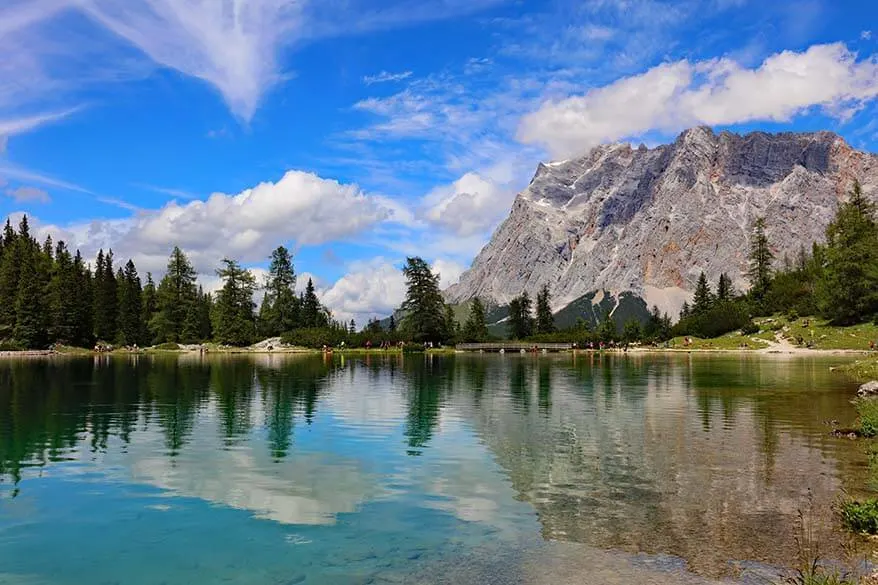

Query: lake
0,353,870,584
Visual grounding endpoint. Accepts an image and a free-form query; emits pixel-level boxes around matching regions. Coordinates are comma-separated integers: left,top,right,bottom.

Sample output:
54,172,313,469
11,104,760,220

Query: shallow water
0,353,870,584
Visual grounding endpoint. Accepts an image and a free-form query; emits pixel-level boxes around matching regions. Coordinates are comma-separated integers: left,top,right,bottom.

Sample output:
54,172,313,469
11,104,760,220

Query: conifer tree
117,259,143,345
213,258,256,346
13,239,48,348
48,242,77,344
679,301,691,320
747,217,774,302
349,319,356,335
152,247,197,343
817,180,878,324
507,292,534,339
692,272,714,314
0,218,22,334
141,273,157,344
263,246,300,335
72,251,94,347
535,284,555,334
389,314,396,332
463,298,488,342
93,249,119,342
400,257,445,342
716,273,734,303
443,305,457,342
301,278,322,329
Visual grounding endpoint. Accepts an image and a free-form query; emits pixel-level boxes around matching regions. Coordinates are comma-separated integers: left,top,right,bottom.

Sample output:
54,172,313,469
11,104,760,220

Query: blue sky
0,0,876,323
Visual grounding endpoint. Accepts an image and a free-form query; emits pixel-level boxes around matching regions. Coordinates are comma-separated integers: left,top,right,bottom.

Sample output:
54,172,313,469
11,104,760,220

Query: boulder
858,381,878,397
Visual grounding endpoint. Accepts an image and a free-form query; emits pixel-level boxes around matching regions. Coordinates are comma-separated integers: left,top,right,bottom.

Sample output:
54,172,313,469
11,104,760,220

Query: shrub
153,342,181,351
0,340,25,351
740,321,760,335
856,398,878,438
839,498,878,535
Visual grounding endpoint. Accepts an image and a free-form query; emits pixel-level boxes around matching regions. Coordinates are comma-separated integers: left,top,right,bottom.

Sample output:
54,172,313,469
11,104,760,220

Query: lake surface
0,353,871,585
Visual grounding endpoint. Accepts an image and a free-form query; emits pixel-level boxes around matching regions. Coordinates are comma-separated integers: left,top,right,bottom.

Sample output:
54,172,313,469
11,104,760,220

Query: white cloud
320,260,407,324
0,161,93,193
519,43,878,158
0,108,80,143
363,70,413,85
423,172,511,236
5,185,50,203
863,31,873,41
431,258,465,289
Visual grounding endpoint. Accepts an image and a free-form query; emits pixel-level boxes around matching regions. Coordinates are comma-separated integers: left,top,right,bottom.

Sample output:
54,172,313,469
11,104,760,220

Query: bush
153,342,181,351
856,398,878,438
740,321,760,335
674,300,751,339
839,498,878,534
0,340,25,351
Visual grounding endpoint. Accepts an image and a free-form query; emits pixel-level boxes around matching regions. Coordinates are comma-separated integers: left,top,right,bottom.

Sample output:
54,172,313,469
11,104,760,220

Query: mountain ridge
446,126,878,318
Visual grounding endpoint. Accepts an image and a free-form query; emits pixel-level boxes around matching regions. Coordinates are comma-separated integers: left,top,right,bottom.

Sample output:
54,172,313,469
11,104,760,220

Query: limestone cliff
446,127,878,316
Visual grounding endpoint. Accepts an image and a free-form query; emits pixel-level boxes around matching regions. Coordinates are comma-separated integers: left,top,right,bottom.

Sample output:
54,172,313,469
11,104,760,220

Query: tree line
0,219,333,349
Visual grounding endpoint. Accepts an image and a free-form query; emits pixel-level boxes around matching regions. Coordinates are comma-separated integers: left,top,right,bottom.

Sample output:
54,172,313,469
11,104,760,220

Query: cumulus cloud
363,70,413,85
320,261,407,324
423,172,511,237
518,43,878,158
5,185,50,203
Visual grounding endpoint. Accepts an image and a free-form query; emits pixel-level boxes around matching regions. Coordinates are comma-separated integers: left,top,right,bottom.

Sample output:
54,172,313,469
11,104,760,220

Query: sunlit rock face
446,127,878,317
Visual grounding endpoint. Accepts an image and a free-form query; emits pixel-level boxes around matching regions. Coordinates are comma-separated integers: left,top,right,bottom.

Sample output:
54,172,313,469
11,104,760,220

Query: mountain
446,127,878,319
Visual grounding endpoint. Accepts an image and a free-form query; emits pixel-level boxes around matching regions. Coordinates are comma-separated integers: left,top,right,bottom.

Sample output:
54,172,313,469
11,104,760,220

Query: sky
1,0,877,325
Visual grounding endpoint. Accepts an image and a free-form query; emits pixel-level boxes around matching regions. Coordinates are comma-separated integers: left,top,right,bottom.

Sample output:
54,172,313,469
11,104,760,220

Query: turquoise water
0,353,868,584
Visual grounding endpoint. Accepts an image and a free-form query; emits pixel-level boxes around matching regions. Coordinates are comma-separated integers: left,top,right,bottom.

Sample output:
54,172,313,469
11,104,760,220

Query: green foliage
748,216,774,305
692,272,714,315
152,342,182,351
400,257,446,342
675,298,751,339
507,292,534,339
151,247,198,343
92,249,118,342
856,397,878,438
213,258,257,346
463,298,489,342
300,278,327,329
838,498,878,535
13,243,48,348
622,319,642,343
535,284,554,334
261,246,300,335
596,312,617,342
716,273,734,302
643,305,672,341
117,259,144,345
817,180,878,325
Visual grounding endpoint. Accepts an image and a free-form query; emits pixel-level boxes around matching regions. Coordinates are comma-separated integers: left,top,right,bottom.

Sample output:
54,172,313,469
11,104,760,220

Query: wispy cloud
5,185,50,203
0,108,81,141
363,70,413,85
0,162,92,194
864,30,873,41
134,183,199,200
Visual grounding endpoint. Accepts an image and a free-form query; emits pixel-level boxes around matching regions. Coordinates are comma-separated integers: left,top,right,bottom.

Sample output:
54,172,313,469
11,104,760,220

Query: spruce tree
264,246,300,334
48,242,77,344
301,278,322,329
463,298,488,342
389,314,396,332
679,301,691,320
93,249,119,342
141,273,157,344
349,319,356,335
152,247,198,343
443,305,456,342
747,217,774,303
535,284,555,334
257,293,272,337
13,240,48,348
507,293,534,339
72,251,94,347
117,259,143,345
399,257,445,342
817,180,878,324
692,272,714,314
716,273,734,303
0,221,20,336
213,258,256,346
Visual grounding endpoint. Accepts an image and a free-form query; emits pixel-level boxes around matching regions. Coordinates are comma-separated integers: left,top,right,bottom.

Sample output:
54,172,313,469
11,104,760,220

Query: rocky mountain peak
446,127,877,318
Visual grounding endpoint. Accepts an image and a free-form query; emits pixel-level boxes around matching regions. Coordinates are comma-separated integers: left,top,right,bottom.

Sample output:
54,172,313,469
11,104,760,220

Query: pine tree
213,258,256,346
597,311,617,341
257,293,272,337
535,284,555,334
747,217,774,302
198,289,213,341
349,319,356,334
507,292,534,339
692,272,714,314
443,305,457,342
48,241,77,344
117,259,143,345
141,273,157,344
72,251,94,347
817,180,878,324
679,301,691,320
181,289,205,343
13,239,48,348
389,314,396,332
93,249,119,342
301,278,322,329
623,319,642,343
0,219,21,335
400,257,445,342
716,273,734,303
152,247,198,343
463,298,488,342
263,246,300,335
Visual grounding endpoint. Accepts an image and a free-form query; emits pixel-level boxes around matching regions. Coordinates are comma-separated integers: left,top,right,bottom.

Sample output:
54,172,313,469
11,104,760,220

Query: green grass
856,398,878,438
767,316,878,351
667,333,769,350
836,359,878,384
839,497,878,535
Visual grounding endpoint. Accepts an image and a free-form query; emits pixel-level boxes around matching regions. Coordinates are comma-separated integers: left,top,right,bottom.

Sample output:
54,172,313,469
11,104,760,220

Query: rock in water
446,127,878,318
858,381,878,397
